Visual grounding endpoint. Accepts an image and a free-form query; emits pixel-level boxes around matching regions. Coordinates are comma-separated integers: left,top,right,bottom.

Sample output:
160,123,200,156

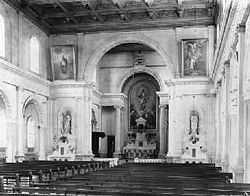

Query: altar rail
93,158,126,167
133,158,166,163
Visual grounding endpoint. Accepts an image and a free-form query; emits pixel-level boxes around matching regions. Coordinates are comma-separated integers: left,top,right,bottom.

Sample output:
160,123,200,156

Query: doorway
107,135,115,158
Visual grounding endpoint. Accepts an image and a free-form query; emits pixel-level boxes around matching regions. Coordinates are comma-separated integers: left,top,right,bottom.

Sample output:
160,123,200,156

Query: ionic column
114,105,122,156
159,104,167,158
16,86,24,161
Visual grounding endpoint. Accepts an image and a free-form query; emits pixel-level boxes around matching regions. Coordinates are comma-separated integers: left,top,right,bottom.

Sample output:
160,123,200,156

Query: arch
119,66,165,92
22,96,43,124
30,36,40,73
84,33,174,83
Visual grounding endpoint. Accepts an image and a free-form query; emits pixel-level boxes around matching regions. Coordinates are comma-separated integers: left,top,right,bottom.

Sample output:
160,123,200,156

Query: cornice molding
102,93,127,99
165,78,212,86
0,59,50,86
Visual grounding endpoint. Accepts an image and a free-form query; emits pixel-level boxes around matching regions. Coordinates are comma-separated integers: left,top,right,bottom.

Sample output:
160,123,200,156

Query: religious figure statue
91,109,98,131
138,88,147,111
63,113,72,134
189,111,199,144
58,111,72,135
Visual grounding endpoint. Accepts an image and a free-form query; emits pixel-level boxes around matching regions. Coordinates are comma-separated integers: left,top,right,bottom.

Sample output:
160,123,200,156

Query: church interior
1,0,250,195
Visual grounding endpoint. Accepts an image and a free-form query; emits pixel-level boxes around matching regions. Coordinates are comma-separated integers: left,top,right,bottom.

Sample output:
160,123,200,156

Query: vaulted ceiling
4,0,216,34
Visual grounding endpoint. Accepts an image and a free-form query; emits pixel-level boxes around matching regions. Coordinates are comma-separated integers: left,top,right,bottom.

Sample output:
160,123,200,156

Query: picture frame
51,45,76,80
181,39,208,77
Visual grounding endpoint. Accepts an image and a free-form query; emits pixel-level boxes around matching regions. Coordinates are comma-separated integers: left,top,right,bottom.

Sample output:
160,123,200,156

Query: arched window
27,115,35,149
0,14,5,58
30,36,40,73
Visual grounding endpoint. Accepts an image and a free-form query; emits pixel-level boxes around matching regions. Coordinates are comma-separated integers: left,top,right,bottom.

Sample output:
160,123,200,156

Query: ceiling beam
141,0,158,19
28,0,88,4
43,2,210,18
108,0,129,21
52,16,214,30
86,3,104,23
55,0,78,23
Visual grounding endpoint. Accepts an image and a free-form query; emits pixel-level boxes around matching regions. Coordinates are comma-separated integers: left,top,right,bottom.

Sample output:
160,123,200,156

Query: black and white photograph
0,0,249,195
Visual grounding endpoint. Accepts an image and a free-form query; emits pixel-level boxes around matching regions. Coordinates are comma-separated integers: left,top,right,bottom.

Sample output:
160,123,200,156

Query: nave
0,160,250,196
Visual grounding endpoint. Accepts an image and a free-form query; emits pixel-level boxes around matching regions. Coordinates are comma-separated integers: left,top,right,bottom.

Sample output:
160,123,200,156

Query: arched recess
22,97,43,160
84,33,174,83
182,105,207,152
119,66,165,93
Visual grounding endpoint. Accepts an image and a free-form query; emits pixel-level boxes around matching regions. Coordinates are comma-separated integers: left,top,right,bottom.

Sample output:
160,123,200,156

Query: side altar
48,111,76,161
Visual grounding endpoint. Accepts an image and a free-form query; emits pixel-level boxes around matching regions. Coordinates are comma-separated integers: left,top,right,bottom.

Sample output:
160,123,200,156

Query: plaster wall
0,1,50,162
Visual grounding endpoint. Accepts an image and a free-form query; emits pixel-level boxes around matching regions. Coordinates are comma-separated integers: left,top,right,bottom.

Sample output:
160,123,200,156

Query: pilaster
114,105,123,157
158,104,167,158
15,86,24,162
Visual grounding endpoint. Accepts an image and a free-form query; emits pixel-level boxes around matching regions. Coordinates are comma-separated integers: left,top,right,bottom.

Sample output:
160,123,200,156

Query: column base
75,153,94,161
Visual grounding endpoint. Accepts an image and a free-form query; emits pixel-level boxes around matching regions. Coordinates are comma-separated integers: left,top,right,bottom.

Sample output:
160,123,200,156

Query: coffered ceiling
4,0,216,34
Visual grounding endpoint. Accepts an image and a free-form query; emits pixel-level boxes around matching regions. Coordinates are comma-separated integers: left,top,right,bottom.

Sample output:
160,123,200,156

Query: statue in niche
51,110,75,155
189,111,199,144
61,112,72,135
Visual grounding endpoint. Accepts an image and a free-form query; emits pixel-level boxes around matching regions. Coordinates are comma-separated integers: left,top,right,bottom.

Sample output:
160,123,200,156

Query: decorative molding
0,59,50,86
102,93,127,99
165,78,212,86
119,65,165,92
50,80,93,89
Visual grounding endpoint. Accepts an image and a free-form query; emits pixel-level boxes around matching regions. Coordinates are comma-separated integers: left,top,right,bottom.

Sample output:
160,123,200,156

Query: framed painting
51,45,76,80
181,39,208,77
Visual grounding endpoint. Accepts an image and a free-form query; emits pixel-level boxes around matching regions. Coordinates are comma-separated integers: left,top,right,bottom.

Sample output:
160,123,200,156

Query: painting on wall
181,39,208,77
51,45,75,80
129,80,157,131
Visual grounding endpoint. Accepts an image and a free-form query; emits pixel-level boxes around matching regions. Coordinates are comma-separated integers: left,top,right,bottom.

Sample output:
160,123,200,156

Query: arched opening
0,96,7,162
0,14,5,58
23,101,40,160
30,36,40,73
122,73,161,158
97,42,167,158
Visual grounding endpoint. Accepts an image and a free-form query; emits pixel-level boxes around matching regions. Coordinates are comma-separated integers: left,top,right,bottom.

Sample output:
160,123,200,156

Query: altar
123,132,157,158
